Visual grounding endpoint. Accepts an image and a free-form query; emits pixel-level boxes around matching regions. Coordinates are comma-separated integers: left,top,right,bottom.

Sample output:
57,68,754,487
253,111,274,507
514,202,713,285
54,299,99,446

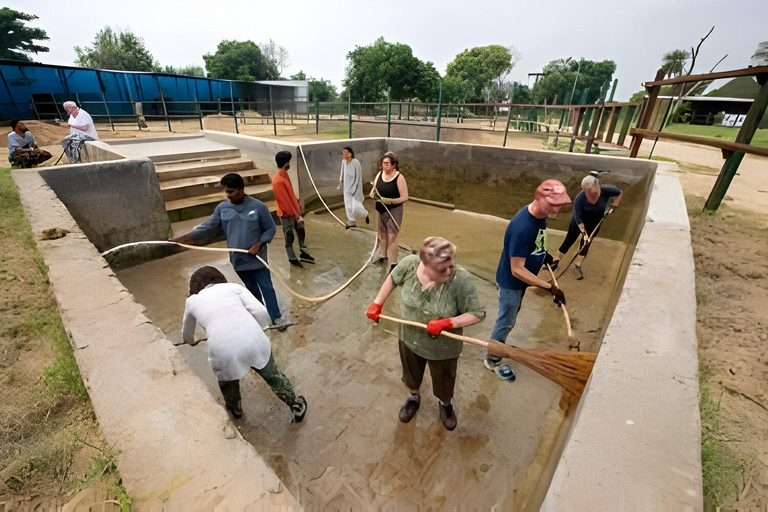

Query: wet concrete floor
115,200,627,510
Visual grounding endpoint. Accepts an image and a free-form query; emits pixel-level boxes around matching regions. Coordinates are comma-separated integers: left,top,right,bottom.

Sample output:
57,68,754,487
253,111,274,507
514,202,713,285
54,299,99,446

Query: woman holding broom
370,152,408,272
366,237,484,431
553,174,622,280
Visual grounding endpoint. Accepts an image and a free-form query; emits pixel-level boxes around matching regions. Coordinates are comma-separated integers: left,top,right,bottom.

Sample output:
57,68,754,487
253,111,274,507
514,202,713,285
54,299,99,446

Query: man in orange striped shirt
271,151,315,267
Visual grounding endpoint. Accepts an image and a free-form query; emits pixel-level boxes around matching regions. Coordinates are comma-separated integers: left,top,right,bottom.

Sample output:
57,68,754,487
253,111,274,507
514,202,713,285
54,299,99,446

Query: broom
555,216,604,279
546,264,581,351
377,314,596,396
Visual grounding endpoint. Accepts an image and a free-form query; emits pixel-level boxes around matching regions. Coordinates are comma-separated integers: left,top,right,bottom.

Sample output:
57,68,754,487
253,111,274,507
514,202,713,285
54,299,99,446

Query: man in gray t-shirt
7,119,52,168
171,172,288,329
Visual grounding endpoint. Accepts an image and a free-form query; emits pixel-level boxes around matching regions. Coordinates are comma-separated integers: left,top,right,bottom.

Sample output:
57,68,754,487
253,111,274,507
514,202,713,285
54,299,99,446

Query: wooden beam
629,69,666,157
629,128,768,158
704,77,768,211
604,106,622,143
617,105,637,146
642,66,768,88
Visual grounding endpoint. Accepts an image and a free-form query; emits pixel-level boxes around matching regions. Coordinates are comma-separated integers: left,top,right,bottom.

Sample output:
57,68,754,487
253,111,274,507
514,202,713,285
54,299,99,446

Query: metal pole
193,80,203,130
154,76,172,132
269,86,276,136
387,100,391,137
435,81,443,141
0,66,21,117
96,71,114,131
348,91,352,139
315,101,320,134
18,66,41,120
502,102,513,147
230,81,239,134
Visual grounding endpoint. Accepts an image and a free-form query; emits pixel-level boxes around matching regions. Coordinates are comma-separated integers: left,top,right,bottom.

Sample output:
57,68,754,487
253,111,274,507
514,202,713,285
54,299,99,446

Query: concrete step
160,170,271,202
165,184,276,223
149,147,241,164
155,156,257,182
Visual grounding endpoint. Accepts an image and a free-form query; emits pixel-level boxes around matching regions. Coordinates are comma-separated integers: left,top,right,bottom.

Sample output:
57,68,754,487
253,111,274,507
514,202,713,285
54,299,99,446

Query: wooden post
387,101,392,137
704,75,768,211
617,105,636,146
569,108,585,152
315,101,319,134
603,106,621,143
629,69,666,157
584,106,603,154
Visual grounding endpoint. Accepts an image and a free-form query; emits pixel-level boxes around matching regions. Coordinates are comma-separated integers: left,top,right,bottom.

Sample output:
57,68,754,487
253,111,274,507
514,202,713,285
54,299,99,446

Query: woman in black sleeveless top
371,152,409,270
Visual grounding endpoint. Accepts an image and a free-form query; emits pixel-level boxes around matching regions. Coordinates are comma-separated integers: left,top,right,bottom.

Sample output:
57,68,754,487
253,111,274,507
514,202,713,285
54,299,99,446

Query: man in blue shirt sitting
7,119,52,168
486,179,571,371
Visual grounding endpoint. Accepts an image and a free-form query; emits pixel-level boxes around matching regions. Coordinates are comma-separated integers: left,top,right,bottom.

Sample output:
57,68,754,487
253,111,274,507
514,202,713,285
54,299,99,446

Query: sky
6,0,768,101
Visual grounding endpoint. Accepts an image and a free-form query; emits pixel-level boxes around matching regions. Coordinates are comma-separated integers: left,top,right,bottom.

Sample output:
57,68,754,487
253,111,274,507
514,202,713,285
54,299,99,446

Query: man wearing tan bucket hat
485,179,571,373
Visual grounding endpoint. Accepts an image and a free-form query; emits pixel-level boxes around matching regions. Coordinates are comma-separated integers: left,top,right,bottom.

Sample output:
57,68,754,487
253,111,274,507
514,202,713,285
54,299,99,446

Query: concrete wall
541,166,702,510
38,158,172,267
12,171,299,510
81,140,126,163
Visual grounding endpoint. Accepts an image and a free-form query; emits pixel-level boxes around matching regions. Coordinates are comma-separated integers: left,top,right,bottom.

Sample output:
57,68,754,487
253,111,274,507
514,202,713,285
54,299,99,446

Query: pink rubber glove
427,318,453,337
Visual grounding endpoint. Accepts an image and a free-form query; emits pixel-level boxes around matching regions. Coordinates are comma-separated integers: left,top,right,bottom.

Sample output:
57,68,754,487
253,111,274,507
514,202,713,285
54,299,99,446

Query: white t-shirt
179,283,272,381
68,109,99,140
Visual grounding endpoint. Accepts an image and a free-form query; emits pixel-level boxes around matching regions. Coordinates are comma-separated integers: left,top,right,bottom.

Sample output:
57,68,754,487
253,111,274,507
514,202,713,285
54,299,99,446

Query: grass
699,371,758,505
0,167,128,502
664,123,768,149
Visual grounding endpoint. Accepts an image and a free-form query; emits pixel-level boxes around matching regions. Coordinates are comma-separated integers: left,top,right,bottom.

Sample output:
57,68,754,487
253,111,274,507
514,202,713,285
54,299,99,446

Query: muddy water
116,200,627,510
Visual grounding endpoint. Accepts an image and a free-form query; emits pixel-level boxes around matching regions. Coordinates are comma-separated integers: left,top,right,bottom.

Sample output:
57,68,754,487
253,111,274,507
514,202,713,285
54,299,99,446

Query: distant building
0,59,308,122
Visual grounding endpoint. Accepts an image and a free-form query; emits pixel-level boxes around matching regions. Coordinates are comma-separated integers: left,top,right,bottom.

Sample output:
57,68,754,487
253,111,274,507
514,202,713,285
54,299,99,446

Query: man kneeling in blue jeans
486,179,571,371
171,173,290,330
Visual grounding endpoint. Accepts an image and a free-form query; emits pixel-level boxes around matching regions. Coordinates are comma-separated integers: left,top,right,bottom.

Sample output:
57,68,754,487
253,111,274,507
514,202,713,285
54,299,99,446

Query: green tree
164,65,205,77
75,26,159,71
531,58,616,105
0,8,49,61
344,37,440,102
661,49,691,78
203,40,278,81
291,70,338,102
445,45,520,102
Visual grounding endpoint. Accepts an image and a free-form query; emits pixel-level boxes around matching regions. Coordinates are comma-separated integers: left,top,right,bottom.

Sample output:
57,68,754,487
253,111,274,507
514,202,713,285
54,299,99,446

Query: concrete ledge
541,171,702,511
37,159,173,268
12,171,299,510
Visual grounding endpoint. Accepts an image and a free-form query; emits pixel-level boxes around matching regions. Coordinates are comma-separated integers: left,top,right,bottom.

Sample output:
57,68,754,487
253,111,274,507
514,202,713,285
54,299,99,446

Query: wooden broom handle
546,264,574,337
378,314,489,349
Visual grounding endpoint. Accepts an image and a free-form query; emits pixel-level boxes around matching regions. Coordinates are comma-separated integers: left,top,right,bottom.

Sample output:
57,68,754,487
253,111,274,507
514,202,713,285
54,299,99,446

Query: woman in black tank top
371,152,409,270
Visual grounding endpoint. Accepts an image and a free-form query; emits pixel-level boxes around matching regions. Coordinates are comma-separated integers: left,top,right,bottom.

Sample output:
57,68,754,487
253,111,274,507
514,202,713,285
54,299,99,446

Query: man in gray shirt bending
7,119,52,168
171,173,288,329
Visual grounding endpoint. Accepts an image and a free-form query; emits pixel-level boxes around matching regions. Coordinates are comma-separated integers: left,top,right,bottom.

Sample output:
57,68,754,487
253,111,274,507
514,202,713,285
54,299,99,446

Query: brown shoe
398,394,420,423
439,402,457,431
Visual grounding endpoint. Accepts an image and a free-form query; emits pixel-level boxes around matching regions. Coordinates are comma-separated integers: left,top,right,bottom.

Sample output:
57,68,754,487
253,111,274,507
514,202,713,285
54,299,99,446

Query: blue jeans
236,268,281,323
488,286,525,363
